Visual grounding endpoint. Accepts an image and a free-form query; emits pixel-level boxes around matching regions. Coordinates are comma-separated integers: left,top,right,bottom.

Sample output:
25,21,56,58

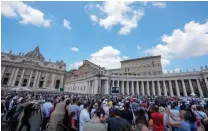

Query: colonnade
1,66,64,88
103,78,208,97
82,77,208,97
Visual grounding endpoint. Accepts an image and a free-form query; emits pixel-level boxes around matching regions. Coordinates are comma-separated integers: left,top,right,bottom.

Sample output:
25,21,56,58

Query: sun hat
93,103,98,108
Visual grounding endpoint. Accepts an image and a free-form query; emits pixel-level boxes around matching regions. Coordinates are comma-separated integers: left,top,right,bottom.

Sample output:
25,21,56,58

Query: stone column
94,79,98,94
11,68,19,86
8,67,16,86
112,80,115,87
27,70,33,87
89,81,91,94
196,79,204,97
18,69,25,87
189,79,195,94
147,81,150,96
106,79,109,94
36,71,42,87
181,80,187,96
204,77,208,91
88,81,90,94
117,80,120,87
60,75,64,88
127,81,129,95
131,81,134,95
157,81,161,96
1,66,6,78
163,80,167,96
152,81,156,96
175,80,180,97
121,80,124,95
141,81,144,95
136,81,139,95
33,71,39,87
169,80,174,96
43,72,48,88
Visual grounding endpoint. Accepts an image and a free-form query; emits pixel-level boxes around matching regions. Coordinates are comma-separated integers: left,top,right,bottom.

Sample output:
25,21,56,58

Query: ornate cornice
2,60,65,75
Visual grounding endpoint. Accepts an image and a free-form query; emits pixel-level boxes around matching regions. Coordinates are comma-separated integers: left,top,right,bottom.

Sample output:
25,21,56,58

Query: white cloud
70,61,83,69
63,19,71,30
145,20,208,67
89,46,128,69
143,1,149,6
1,1,51,28
87,1,144,35
152,2,166,8
71,47,79,52
90,14,98,23
137,45,142,50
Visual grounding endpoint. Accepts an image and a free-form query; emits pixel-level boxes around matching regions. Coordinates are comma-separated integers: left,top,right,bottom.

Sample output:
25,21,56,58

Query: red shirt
71,118,76,128
151,112,164,131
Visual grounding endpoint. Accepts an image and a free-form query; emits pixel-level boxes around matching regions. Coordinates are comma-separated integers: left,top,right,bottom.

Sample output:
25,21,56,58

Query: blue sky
1,1,208,72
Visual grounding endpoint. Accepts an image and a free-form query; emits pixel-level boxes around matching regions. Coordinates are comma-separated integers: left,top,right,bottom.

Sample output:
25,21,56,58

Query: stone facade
1,46,65,90
2,47,208,97
64,56,208,97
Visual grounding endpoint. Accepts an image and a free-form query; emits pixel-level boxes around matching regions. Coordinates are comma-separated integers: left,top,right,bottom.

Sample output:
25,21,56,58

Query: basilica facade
1,46,65,90
1,47,208,97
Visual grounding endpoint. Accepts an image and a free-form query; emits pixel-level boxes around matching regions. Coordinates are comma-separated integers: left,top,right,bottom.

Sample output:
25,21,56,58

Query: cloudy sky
1,1,208,72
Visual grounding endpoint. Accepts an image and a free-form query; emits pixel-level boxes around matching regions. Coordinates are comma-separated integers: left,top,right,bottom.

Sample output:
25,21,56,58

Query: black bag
196,111,208,130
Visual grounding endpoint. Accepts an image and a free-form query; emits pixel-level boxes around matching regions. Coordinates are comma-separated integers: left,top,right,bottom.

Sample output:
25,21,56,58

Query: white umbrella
190,93,196,96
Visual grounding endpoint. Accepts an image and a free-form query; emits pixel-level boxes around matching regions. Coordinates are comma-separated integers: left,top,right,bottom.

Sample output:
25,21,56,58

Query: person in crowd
41,98,53,130
194,105,207,131
91,103,98,118
79,102,90,131
105,109,132,131
109,101,117,117
50,101,57,114
135,115,149,131
150,105,164,131
18,103,38,131
121,102,134,125
69,112,77,130
132,99,140,116
63,99,71,128
169,103,180,131
83,108,107,131
102,100,109,118
69,98,81,128
166,107,197,131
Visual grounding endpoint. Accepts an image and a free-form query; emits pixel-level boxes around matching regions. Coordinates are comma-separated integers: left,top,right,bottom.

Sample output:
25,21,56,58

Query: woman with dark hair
194,105,207,131
63,99,71,128
50,101,57,115
135,109,149,131
150,105,164,131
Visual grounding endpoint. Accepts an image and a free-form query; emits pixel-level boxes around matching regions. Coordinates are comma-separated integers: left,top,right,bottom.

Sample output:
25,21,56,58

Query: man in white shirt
79,103,90,131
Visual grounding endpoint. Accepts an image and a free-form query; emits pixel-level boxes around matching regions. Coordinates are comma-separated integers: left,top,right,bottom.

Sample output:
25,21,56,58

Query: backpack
132,103,139,112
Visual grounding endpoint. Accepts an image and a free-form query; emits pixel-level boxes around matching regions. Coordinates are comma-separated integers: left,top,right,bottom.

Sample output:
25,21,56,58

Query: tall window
152,61,155,67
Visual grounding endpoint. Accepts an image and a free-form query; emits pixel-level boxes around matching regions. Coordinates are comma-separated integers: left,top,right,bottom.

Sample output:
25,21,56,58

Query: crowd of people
1,90,208,131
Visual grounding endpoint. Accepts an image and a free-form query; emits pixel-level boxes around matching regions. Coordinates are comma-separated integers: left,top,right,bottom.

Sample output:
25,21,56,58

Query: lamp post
94,65,102,94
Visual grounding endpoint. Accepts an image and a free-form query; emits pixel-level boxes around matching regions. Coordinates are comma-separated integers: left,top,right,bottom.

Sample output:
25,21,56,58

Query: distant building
1,46,65,90
1,46,208,97
65,56,208,97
